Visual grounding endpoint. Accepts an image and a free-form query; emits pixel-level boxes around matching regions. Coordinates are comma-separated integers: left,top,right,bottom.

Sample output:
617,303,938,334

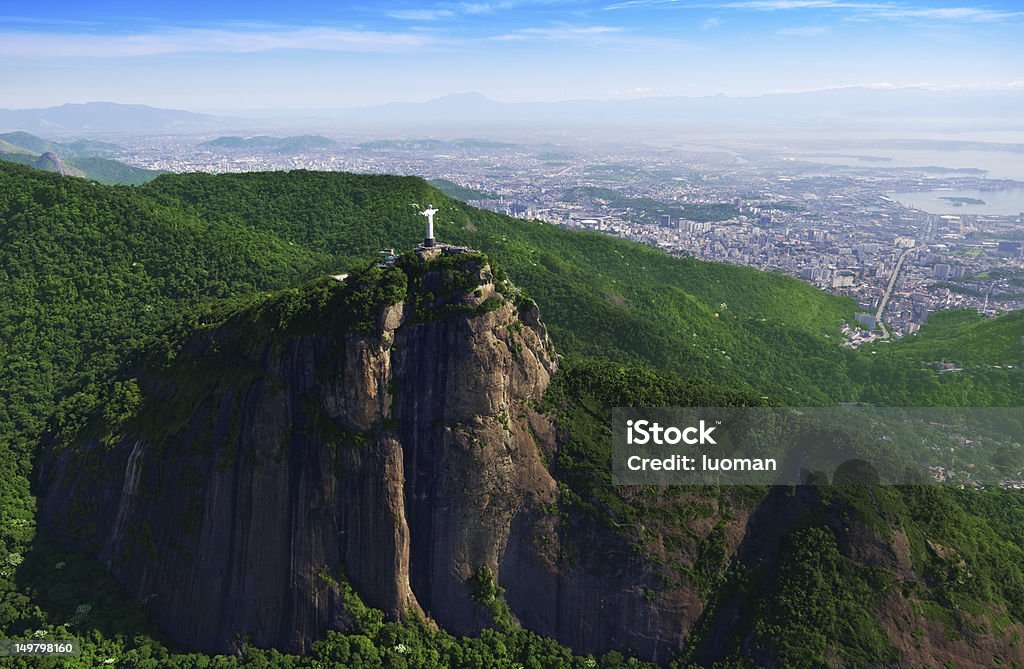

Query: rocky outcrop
38,250,690,659
34,151,83,177
36,249,1024,667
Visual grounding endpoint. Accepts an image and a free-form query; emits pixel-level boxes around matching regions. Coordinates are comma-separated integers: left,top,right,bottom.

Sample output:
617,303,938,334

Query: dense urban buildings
120,134,1024,345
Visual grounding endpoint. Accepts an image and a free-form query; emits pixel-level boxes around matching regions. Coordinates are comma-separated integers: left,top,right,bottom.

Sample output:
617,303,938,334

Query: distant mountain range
0,130,123,158
3,87,1022,135
0,102,233,134
200,135,336,151
322,88,1024,130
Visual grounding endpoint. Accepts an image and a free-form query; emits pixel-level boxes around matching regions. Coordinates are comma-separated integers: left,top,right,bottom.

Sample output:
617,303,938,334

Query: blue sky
0,0,1021,110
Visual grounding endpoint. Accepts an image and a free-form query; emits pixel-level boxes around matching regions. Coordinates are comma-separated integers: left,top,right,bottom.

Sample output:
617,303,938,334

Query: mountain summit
0,102,230,133
12,164,1023,667
41,250,565,653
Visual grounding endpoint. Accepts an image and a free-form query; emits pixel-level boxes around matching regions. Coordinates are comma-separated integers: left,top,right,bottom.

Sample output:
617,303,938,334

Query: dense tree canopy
0,162,1021,666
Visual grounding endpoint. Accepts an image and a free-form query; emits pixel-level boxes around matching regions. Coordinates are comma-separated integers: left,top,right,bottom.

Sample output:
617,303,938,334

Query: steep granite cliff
38,248,688,659
38,247,1024,666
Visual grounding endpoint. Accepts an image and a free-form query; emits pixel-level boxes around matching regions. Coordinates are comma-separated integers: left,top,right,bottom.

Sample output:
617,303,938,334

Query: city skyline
1,0,1022,111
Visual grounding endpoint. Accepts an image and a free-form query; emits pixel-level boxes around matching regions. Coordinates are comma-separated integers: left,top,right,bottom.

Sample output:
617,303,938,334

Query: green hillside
61,137,123,157
62,156,165,185
874,309,1024,368
1,161,1023,666
137,169,1022,405
139,169,859,403
200,135,336,151
427,177,497,201
0,153,164,185
0,131,67,156
0,131,164,184
0,132,123,159
0,151,36,166
0,139,35,155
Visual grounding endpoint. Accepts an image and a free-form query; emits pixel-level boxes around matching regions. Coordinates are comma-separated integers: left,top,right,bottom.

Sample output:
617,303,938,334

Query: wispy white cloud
488,23,697,51
730,0,1022,21
490,24,626,41
386,1,543,20
702,16,722,28
604,0,679,9
606,0,1024,23
723,1,870,9
604,0,869,11
0,26,435,58
388,9,456,20
0,15,100,26
459,1,519,14
776,25,830,35
861,5,1023,22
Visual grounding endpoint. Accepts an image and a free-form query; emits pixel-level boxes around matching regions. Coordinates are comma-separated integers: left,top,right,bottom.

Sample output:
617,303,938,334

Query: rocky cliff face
39,249,689,659
34,151,83,177
36,248,1024,666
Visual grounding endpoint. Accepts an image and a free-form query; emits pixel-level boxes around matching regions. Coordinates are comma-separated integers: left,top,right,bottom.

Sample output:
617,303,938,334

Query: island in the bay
939,196,986,206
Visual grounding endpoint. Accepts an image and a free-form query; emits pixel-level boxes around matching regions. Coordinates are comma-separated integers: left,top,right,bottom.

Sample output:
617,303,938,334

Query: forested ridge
0,134,164,185
1,161,1023,667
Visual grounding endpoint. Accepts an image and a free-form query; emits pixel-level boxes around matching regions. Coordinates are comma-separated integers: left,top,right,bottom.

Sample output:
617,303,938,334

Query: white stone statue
421,205,439,246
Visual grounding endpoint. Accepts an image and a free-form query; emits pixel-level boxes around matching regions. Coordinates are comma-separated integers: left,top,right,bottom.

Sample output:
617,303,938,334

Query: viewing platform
414,242,475,262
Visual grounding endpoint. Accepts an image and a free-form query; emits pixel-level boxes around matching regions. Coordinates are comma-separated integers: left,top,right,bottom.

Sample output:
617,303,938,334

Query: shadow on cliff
685,483,822,667
12,519,169,648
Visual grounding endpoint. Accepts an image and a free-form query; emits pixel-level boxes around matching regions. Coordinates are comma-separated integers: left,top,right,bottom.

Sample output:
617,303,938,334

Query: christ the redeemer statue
421,205,438,247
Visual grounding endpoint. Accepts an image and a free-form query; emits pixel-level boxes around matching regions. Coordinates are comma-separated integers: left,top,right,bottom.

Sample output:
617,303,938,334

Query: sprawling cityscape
4,0,1024,661
119,133,1024,347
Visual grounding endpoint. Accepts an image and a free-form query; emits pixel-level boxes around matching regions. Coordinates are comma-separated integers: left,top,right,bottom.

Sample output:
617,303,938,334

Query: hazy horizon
2,0,1022,111
2,83,1023,114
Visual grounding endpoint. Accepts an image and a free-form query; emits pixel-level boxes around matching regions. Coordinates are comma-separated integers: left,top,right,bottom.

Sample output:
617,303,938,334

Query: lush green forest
134,168,1022,405
61,157,165,186
1,161,1022,666
868,308,1024,367
427,178,497,202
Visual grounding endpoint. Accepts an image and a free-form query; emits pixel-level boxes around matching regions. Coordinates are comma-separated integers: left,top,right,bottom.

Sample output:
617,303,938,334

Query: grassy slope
876,309,1024,367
